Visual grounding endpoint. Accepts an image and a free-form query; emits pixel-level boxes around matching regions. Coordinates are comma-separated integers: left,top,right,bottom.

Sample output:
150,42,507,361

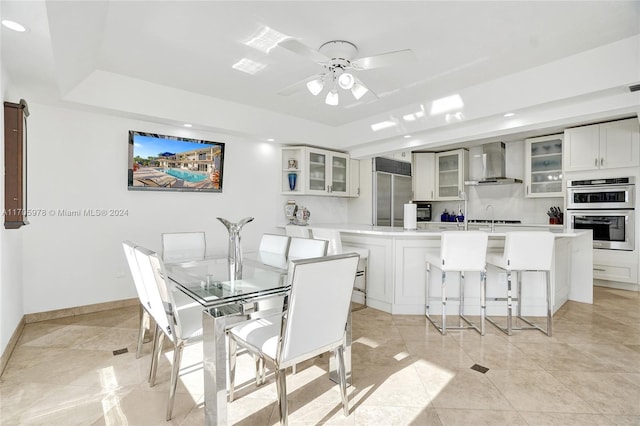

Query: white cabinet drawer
593,262,638,284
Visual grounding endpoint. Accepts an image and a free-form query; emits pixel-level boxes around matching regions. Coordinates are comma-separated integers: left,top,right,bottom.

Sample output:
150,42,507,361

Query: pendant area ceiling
2,1,639,151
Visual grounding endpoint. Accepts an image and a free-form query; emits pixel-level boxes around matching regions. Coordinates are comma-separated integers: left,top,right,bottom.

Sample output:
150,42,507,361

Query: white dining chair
134,245,203,420
228,253,360,425
311,228,369,309
287,237,328,260
485,231,555,336
257,234,290,268
122,240,155,359
161,231,206,263
285,224,311,238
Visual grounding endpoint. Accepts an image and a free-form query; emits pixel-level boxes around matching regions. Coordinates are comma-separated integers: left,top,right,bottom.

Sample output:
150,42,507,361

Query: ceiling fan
277,39,416,106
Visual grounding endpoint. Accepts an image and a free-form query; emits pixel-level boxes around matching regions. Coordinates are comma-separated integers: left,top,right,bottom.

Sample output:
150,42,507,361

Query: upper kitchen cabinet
349,159,360,197
412,152,435,200
435,149,468,200
281,146,350,196
564,118,640,172
525,134,563,198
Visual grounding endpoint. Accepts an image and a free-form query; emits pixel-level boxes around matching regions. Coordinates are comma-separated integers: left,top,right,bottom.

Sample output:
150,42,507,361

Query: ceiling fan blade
277,73,325,96
278,38,329,63
351,49,416,70
355,76,379,99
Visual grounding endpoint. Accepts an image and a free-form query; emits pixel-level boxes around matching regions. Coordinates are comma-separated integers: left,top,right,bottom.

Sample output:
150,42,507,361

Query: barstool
425,231,489,335
485,231,555,336
311,228,369,310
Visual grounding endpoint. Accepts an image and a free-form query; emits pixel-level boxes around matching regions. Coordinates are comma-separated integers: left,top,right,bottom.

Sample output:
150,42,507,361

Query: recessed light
244,26,289,53
371,120,397,132
183,123,192,128
232,58,267,75
404,135,411,139
266,138,275,142
430,94,464,115
504,112,515,117
1,20,26,32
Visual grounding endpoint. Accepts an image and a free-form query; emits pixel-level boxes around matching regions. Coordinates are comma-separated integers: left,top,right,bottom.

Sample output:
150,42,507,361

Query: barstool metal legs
487,269,552,336
425,266,486,336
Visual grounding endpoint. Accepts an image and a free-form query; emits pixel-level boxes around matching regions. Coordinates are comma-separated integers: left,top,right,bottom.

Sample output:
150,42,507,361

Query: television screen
128,130,224,192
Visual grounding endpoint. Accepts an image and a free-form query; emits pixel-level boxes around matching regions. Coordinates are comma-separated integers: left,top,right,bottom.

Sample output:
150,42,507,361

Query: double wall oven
566,177,635,251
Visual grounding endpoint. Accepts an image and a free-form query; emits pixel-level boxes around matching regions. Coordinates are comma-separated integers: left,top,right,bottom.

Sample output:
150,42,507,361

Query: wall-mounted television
128,130,225,192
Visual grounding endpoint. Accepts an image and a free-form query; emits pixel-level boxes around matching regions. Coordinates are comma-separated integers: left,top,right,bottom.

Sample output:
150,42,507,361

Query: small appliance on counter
413,202,432,222
284,200,297,224
294,205,311,226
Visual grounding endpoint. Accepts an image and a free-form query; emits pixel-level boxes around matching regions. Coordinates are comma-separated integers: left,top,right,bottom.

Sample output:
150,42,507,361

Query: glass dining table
164,252,353,426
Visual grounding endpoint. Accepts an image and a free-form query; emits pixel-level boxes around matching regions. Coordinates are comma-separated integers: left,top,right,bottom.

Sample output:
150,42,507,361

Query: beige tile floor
1,286,639,425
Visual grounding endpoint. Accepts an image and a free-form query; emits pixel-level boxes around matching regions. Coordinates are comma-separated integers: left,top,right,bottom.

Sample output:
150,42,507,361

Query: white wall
1,63,26,356
21,103,348,314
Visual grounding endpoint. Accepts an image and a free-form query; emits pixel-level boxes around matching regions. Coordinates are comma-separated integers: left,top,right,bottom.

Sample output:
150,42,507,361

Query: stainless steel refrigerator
373,157,412,227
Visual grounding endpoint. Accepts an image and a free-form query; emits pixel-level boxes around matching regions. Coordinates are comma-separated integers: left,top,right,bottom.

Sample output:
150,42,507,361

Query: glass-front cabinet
525,134,563,198
435,149,467,200
281,146,350,196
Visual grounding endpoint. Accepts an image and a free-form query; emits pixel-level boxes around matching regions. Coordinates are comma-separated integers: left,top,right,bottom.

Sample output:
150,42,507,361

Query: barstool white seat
486,231,555,336
425,231,489,335
311,228,369,309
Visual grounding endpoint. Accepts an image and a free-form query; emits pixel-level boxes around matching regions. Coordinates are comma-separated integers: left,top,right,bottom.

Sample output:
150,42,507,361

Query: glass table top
164,252,289,308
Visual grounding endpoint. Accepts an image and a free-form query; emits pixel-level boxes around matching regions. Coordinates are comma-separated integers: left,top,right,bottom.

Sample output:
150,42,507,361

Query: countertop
302,223,582,238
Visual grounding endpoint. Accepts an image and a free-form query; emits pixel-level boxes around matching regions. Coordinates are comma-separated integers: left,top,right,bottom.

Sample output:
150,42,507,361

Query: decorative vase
216,216,254,280
288,172,297,191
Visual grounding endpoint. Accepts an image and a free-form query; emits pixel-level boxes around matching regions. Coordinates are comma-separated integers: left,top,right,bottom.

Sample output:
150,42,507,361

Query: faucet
486,204,495,232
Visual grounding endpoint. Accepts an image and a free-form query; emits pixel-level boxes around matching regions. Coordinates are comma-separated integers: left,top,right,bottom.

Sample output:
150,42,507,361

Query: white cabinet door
564,118,639,172
600,119,640,169
435,149,467,200
348,158,360,197
412,152,435,200
525,134,563,198
329,151,350,196
564,125,600,172
305,148,329,195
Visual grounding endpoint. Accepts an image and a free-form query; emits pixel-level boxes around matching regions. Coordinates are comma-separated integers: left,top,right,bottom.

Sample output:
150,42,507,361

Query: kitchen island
308,224,593,316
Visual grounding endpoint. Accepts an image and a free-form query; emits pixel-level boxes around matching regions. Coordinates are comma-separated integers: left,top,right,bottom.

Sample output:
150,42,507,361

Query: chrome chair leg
441,271,447,334
275,368,288,426
506,270,513,336
228,337,237,401
149,326,164,385
545,271,552,336
166,342,183,421
336,346,349,416
136,307,148,359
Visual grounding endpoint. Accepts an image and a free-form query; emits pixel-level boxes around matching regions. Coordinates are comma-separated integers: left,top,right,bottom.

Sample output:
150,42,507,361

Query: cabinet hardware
600,158,604,166
593,268,606,272
594,158,598,166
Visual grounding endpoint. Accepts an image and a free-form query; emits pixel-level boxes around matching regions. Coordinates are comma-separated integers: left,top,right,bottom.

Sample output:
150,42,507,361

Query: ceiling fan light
351,83,368,100
325,90,339,106
338,72,355,90
306,79,324,96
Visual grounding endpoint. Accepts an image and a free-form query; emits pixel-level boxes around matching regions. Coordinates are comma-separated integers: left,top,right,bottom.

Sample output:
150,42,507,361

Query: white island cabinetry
325,225,593,316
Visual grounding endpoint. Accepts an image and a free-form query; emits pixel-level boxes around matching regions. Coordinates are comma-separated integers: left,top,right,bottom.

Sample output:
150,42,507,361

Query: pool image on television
128,131,224,192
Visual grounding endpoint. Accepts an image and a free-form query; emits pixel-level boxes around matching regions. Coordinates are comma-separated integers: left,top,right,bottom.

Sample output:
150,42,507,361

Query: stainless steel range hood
464,141,522,186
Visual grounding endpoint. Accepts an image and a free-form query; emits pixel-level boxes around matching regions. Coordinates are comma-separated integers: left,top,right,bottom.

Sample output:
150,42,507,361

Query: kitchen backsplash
433,141,565,224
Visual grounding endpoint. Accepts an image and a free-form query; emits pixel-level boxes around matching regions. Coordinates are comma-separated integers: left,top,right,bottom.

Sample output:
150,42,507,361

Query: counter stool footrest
486,315,549,336
426,312,483,335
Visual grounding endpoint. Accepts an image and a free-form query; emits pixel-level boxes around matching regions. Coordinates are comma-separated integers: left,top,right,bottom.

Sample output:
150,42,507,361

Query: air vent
629,83,640,92
373,157,412,176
